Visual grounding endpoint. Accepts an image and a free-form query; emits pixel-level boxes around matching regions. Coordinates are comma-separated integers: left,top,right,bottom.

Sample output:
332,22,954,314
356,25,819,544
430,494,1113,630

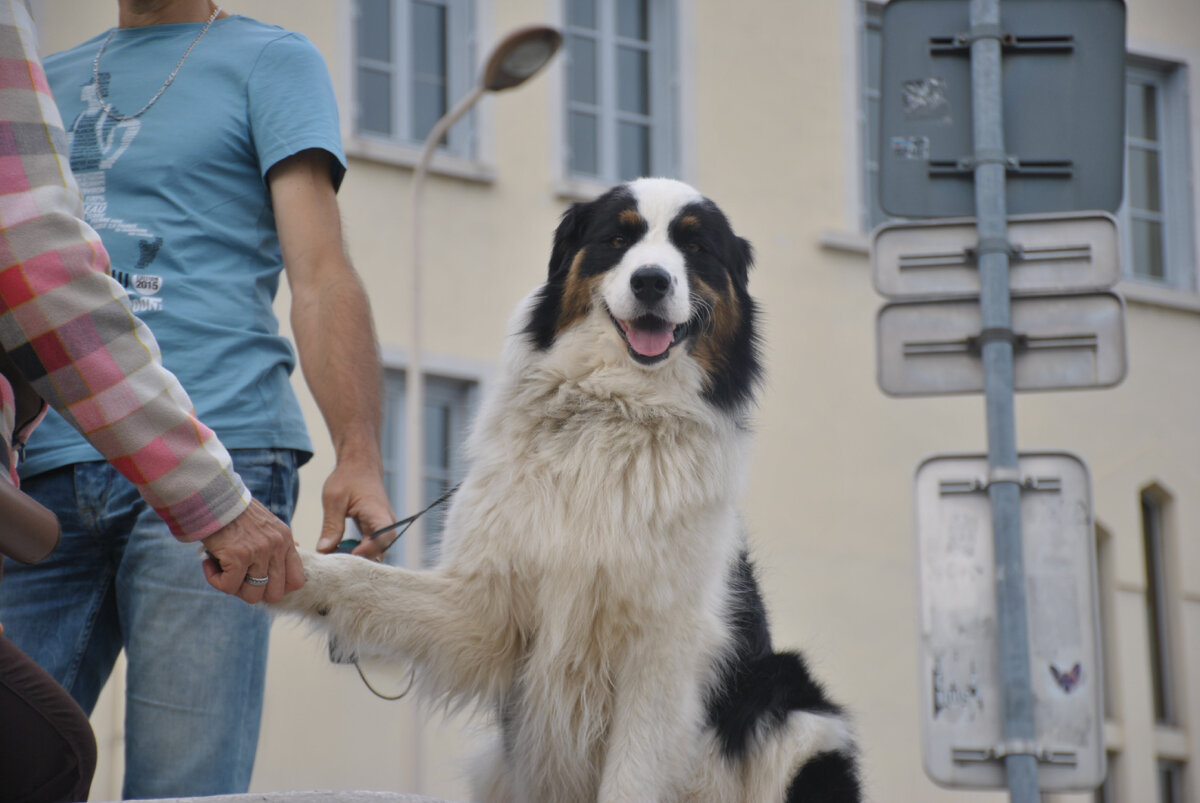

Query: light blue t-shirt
26,16,348,477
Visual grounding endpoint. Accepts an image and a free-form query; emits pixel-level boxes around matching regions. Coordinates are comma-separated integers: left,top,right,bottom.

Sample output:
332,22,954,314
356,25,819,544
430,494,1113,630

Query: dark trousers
0,634,96,803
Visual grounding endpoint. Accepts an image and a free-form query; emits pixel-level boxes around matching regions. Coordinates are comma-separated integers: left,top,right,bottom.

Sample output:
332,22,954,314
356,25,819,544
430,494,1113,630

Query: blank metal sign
871,212,1121,299
876,292,1126,396
914,452,1105,790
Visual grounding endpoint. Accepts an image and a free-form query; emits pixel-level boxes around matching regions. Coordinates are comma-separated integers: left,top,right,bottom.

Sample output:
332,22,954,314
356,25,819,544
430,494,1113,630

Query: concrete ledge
99,792,454,803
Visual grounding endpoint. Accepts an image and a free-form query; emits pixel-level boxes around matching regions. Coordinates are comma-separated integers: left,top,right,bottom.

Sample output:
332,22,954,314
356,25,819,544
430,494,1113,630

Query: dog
276,178,861,802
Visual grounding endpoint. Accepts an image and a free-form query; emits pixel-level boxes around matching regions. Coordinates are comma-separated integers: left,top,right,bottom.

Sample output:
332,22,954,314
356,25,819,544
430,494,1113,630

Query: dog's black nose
630,266,672,304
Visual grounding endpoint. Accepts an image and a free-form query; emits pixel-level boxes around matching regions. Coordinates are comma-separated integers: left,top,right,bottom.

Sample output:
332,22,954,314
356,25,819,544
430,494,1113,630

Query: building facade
30,1,1200,800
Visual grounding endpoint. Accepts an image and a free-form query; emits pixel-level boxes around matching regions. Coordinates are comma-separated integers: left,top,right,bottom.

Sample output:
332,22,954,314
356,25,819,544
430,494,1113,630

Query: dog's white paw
272,549,342,616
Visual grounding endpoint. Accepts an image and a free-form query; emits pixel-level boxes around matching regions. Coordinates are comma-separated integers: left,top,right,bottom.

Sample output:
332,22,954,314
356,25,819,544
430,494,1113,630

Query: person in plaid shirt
0,1,306,799
0,3,303,596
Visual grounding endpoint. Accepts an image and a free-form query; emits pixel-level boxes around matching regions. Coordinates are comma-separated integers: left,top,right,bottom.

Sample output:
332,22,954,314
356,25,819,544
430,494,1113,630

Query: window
1095,525,1118,721
1093,753,1118,803
1140,490,1176,725
381,370,476,566
1092,529,1119,803
354,0,475,155
1121,60,1195,290
565,0,678,182
1158,759,1185,803
860,1,887,232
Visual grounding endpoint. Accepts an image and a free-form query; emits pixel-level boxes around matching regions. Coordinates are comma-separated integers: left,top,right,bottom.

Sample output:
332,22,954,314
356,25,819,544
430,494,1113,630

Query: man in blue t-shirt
0,1,396,797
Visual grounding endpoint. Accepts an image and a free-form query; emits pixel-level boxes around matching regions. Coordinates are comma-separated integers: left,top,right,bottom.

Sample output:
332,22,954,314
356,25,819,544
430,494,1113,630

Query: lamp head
482,26,563,92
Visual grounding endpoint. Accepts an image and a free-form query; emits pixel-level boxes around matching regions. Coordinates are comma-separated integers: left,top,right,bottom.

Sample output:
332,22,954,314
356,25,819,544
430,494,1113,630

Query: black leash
337,482,459,701
349,482,460,555
353,661,416,701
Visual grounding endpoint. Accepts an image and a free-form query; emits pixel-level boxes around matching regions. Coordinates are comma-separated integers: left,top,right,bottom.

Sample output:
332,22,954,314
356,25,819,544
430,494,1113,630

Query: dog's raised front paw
270,549,337,616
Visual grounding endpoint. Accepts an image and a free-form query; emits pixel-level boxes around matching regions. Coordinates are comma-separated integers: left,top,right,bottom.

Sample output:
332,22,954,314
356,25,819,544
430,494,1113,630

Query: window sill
1116,278,1200,314
1154,725,1189,761
1103,719,1123,752
378,346,494,386
346,136,496,184
554,176,617,203
818,228,871,255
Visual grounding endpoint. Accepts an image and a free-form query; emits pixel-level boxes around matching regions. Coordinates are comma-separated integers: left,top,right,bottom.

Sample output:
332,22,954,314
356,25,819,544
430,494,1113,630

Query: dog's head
524,178,762,412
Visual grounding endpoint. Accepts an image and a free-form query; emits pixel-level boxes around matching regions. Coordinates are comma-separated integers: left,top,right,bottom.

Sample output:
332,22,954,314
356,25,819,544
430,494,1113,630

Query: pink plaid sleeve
0,0,250,539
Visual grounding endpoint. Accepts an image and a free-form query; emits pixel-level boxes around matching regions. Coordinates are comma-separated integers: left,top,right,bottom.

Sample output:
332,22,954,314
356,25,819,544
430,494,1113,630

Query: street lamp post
405,25,562,576
403,25,559,792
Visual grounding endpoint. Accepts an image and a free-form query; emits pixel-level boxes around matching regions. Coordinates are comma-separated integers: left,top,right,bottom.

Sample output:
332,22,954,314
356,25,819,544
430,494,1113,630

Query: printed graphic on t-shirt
111,270,165,297
66,74,166,313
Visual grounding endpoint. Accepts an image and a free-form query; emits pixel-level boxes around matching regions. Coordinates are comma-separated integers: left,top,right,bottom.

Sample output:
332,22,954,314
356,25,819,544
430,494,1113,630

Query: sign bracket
930,31,1077,55
900,328,1100,359
952,742,1080,767
893,241,1096,273
929,157,1076,180
938,473,1064,496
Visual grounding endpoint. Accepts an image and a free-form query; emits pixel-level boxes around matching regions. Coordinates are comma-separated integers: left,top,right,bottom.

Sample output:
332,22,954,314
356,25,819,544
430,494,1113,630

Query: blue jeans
0,449,299,800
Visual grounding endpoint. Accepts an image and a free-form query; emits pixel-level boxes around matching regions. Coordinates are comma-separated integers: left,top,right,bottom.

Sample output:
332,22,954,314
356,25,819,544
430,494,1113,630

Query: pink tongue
621,321,674,357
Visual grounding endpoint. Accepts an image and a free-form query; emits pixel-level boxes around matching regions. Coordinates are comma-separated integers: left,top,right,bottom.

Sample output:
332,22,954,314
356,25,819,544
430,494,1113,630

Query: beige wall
29,1,1200,801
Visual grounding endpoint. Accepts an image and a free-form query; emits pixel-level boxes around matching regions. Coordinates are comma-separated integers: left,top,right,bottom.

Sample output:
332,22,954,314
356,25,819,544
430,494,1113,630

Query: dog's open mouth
613,314,690,364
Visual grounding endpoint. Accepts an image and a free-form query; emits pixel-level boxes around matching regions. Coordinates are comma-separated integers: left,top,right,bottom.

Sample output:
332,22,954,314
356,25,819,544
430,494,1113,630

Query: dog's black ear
729,236,754,284
548,201,590,280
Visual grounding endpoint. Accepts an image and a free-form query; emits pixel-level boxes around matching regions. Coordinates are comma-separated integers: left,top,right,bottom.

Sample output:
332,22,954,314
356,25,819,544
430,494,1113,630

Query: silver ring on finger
244,575,269,587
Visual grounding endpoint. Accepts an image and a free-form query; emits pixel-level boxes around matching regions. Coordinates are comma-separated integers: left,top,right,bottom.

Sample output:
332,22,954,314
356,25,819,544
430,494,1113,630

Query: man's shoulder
44,31,107,75
220,15,320,56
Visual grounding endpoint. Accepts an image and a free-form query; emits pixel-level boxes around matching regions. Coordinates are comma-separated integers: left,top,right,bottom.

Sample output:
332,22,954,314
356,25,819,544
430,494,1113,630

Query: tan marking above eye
618,209,645,228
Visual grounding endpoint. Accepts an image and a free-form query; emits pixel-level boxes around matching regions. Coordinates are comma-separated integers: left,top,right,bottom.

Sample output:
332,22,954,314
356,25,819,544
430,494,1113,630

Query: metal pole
969,0,1039,800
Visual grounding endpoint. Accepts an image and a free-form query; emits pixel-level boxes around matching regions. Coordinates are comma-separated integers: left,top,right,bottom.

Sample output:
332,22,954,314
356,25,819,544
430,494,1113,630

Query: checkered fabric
0,0,250,540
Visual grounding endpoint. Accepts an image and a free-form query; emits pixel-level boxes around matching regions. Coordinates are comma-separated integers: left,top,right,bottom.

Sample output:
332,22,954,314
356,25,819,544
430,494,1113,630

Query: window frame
347,0,491,177
1157,758,1186,803
1094,524,1119,723
1119,57,1195,291
379,360,484,567
1140,488,1177,726
561,0,680,186
1093,752,1118,803
860,0,886,234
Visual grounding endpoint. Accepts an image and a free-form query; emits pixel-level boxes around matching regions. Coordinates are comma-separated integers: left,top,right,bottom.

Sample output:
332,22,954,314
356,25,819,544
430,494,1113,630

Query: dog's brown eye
685,242,702,254
611,236,627,248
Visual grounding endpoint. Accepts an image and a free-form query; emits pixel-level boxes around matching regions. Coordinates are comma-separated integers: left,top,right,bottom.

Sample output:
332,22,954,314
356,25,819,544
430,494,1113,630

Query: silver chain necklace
91,4,222,121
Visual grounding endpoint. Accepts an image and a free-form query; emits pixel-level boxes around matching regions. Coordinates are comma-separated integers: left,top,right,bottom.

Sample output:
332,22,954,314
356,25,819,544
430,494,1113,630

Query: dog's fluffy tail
703,553,862,802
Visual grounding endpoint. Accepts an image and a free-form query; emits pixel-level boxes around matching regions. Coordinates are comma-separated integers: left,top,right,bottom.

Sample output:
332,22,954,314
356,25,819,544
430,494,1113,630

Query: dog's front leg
598,637,706,802
273,550,520,703
271,550,435,662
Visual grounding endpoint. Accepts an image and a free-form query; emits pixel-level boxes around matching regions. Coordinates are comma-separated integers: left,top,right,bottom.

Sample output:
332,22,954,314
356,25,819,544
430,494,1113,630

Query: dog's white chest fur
428,315,751,799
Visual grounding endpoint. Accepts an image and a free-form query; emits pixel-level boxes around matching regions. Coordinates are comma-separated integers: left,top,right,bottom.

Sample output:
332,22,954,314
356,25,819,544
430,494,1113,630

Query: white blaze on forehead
600,178,701,334
627,178,705,230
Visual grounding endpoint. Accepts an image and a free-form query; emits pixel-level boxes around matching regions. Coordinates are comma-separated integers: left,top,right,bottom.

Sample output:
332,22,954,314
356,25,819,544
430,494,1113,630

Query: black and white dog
278,179,861,802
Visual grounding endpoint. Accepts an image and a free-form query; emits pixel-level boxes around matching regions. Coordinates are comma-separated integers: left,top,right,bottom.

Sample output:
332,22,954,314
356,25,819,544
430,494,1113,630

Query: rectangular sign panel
879,0,1127,218
872,213,1120,299
876,292,1126,396
914,452,1105,790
